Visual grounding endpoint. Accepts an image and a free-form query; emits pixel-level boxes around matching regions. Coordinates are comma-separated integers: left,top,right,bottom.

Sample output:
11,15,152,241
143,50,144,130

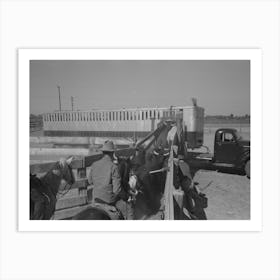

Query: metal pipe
149,167,169,174
135,123,166,148
57,85,62,111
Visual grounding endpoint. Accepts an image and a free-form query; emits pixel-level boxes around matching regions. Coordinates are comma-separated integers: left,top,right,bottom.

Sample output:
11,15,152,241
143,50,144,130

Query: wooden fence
30,117,43,132
30,153,103,219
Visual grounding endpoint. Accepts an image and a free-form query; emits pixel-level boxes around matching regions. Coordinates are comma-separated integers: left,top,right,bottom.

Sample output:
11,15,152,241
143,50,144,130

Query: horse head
48,156,75,190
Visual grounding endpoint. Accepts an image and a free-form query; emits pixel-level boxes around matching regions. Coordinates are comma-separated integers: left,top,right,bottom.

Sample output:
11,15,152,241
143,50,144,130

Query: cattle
129,146,170,218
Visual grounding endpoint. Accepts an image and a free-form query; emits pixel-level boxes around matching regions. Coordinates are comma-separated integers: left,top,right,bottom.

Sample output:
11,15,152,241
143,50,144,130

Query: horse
30,156,75,220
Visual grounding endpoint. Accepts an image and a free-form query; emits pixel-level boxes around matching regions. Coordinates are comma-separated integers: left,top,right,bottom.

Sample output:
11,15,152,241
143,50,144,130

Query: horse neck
41,170,62,196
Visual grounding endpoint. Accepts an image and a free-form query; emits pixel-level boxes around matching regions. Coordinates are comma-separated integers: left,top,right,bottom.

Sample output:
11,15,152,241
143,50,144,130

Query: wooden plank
76,167,87,199
71,178,88,189
54,204,90,220
30,158,84,173
30,136,134,146
77,168,86,178
30,136,90,145
30,147,89,156
163,149,175,220
30,161,56,174
56,196,87,210
84,153,103,167
70,158,84,169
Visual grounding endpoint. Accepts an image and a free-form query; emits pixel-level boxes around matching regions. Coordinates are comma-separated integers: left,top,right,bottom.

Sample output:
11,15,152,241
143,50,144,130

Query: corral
29,101,250,220
30,146,182,220
29,122,250,220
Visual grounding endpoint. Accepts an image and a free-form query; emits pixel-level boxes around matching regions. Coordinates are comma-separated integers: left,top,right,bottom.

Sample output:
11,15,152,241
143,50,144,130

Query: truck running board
212,163,235,168
195,153,213,161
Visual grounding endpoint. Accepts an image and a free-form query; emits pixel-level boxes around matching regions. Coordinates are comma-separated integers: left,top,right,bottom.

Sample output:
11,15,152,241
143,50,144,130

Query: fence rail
30,119,43,132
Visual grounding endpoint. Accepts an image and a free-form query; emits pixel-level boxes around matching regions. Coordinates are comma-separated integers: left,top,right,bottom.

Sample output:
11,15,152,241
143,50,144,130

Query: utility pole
71,96,74,111
57,85,62,111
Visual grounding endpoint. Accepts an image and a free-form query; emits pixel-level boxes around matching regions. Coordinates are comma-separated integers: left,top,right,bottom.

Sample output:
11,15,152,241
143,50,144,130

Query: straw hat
100,140,115,152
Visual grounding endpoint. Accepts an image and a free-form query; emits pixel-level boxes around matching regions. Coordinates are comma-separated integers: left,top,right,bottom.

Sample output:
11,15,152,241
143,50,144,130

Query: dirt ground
193,170,250,220
192,125,250,220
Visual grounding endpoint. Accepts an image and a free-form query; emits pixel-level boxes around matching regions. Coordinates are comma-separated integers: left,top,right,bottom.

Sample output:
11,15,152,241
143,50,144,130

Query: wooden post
164,149,174,220
173,188,184,219
76,157,87,201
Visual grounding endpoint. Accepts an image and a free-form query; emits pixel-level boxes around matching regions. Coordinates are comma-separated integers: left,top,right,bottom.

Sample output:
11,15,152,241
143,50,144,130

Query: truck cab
213,128,250,176
190,128,250,178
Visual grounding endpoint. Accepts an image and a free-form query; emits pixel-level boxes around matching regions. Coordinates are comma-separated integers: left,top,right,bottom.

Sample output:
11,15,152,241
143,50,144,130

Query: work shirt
88,154,122,204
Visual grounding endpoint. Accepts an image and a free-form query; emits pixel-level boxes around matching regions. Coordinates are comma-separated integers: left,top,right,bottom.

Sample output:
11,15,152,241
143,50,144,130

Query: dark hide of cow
130,147,169,218
30,157,75,220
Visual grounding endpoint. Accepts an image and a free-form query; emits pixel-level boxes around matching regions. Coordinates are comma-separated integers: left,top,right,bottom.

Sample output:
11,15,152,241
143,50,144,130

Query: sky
30,60,250,116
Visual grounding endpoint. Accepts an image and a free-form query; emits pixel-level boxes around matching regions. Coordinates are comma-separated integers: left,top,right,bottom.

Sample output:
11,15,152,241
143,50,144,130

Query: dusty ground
191,125,250,220
193,170,250,220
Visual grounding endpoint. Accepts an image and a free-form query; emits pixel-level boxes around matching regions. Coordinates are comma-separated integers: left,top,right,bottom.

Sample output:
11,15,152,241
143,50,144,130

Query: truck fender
240,150,250,167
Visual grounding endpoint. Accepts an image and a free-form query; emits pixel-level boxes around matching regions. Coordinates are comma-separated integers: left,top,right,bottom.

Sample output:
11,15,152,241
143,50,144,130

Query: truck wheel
245,160,250,178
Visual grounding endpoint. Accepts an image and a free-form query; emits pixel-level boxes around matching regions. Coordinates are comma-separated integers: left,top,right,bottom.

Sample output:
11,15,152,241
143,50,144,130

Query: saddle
92,201,123,220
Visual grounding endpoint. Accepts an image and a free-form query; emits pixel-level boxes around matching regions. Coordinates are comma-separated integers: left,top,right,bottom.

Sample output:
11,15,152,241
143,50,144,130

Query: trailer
41,103,204,149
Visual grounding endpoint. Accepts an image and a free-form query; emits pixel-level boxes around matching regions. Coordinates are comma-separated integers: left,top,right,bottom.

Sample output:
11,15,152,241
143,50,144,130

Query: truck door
214,130,239,164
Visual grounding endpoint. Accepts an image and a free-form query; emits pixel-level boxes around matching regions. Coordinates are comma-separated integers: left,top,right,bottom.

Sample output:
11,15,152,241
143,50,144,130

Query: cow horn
153,150,159,156
66,156,74,165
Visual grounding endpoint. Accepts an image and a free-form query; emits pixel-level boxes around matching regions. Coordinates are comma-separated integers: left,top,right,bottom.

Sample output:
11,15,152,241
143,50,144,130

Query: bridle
128,169,143,202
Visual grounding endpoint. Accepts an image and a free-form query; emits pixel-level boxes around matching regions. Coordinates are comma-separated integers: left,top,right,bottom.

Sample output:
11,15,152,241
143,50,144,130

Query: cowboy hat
100,140,115,152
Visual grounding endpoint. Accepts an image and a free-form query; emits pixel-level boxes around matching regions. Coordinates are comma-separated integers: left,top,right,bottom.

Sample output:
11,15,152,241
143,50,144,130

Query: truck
187,128,250,178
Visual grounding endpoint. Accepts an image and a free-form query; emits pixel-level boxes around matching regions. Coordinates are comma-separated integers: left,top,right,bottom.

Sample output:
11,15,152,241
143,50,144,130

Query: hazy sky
30,60,250,116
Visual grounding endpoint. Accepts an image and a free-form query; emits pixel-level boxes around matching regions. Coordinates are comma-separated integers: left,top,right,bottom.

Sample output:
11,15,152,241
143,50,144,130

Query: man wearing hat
88,140,133,219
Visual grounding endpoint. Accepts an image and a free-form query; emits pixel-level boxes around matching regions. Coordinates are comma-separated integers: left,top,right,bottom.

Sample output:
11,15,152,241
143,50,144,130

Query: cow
129,145,170,218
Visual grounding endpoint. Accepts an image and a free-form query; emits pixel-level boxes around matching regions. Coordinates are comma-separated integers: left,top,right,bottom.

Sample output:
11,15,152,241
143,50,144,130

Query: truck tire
245,160,250,178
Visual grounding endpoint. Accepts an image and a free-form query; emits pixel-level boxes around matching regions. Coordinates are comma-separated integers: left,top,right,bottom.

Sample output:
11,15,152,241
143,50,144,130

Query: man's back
88,154,121,204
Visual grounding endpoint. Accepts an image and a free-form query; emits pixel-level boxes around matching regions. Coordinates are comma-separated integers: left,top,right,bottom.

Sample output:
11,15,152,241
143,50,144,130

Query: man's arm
112,164,122,197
